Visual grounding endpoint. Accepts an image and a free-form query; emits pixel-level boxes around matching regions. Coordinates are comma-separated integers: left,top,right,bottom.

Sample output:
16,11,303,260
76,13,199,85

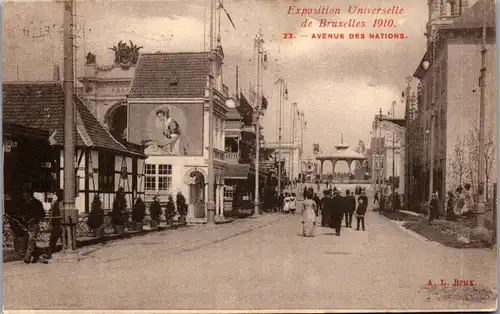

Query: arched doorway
184,169,206,218
105,103,127,144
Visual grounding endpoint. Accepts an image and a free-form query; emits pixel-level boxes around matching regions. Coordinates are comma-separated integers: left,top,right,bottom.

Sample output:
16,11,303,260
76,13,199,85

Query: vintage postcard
1,0,498,312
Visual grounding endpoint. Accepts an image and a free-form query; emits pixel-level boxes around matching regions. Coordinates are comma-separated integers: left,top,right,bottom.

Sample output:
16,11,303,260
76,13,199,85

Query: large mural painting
128,104,204,156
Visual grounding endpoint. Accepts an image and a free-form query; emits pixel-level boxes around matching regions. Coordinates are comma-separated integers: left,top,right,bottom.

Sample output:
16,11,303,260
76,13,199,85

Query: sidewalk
3,213,286,266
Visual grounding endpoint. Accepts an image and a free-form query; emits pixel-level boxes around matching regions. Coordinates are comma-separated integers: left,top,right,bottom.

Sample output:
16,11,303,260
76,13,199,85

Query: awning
225,129,241,137
224,163,250,179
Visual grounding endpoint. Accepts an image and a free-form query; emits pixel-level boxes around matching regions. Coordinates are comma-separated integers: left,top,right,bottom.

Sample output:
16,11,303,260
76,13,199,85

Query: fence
3,210,163,249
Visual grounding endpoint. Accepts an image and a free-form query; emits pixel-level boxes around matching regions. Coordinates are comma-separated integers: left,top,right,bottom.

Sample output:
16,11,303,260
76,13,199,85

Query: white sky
3,0,428,172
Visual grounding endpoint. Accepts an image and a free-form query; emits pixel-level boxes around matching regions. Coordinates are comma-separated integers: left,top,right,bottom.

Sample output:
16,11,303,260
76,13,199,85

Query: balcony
214,148,225,161
225,152,240,164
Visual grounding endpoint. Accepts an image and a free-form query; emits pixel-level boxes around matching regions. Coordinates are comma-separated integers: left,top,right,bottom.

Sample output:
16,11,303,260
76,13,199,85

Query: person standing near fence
47,189,64,259
21,187,47,264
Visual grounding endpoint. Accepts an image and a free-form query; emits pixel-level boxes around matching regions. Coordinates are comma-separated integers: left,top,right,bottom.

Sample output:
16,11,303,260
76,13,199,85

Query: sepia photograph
1,0,498,312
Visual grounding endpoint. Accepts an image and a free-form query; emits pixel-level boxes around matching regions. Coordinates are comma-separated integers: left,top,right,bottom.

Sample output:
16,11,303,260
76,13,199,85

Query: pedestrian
283,193,291,213
312,192,321,216
277,192,284,212
428,192,439,223
21,187,48,264
374,191,379,205
446,191,457,221
303,186,308,200
165,194,176,225
329,189,344,236
301,190,317,237
290,193,297,214
320,190,330,227
47,189,63,259
356,190,368,231
344,189,356,228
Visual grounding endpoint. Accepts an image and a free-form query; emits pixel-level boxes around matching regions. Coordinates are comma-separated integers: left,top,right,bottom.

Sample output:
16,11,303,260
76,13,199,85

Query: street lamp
421,58,435,202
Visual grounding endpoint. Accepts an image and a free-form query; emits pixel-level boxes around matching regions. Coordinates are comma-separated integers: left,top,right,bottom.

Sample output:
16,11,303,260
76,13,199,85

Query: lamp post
377,108,383,195
476,15,488,231
254,31,264,216
275,77,285,195
391,101,396,199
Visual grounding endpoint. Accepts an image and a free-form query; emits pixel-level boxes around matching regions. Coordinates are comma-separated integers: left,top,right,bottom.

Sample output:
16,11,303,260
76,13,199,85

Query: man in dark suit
344,189,356,227
356,190,369,231
320,190,331,227
330,189,344,236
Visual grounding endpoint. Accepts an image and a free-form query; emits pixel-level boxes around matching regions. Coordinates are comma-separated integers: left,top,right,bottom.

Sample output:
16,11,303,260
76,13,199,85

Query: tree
483,129,496,201
464,126,496,202
448,136,468,190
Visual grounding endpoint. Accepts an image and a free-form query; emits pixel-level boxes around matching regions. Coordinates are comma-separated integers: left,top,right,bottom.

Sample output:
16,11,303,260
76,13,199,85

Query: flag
261,94,268,111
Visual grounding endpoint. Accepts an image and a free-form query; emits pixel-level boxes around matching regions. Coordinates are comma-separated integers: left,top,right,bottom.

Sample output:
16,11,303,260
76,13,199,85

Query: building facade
77,42,141,143
412,0,497,209
3,82,146,213
127,49,229,221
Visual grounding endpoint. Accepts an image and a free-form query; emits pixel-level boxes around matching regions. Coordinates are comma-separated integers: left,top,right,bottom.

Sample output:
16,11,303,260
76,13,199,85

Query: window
145,164,156,191
98,152,115,191
224,180,236,199
144,164,173,194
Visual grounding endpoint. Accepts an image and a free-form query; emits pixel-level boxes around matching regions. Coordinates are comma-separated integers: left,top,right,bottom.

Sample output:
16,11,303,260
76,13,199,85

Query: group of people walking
299,186,369,237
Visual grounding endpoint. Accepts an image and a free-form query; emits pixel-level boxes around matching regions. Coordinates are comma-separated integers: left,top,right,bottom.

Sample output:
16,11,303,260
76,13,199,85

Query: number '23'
283,33,294,39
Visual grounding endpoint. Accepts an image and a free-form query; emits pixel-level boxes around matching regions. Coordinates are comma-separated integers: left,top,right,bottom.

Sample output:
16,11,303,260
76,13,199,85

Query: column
319,160,324,179
204,183,208,218
347,160,353,183
215,183,220,216
219,185,225,218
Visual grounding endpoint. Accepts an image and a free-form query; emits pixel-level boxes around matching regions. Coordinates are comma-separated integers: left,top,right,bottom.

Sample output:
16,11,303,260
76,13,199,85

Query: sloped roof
2,82,142,156
129,52,210,99
439,0,496,30
4,122,50,141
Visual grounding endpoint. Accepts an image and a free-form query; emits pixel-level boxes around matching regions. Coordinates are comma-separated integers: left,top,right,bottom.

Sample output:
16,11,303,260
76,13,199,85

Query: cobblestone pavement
3,206,497,311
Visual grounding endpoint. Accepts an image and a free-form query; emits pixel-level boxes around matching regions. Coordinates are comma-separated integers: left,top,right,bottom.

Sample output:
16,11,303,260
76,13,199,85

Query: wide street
3,203,497,311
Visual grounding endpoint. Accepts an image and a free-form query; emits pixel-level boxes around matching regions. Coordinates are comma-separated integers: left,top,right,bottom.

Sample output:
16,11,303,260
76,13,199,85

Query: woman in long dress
282,193,291,213
301,190,317,237
289,193,297,214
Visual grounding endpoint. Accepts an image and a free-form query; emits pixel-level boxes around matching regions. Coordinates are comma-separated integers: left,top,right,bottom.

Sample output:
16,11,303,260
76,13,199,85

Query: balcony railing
225,152,239,163
214,148,225,161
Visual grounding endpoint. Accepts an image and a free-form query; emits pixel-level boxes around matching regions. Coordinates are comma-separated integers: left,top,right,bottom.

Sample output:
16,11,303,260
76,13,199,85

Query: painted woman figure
150,108,187,155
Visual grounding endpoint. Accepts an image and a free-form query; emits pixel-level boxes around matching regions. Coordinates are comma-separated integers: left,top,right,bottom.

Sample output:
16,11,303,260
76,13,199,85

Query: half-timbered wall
58,149,145,213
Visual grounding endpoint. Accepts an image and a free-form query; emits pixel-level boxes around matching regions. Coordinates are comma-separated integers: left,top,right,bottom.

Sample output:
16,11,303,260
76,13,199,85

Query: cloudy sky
3,0,428,171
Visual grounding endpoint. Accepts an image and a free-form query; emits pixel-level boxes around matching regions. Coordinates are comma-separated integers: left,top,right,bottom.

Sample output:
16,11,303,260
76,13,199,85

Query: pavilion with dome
316,134,367,182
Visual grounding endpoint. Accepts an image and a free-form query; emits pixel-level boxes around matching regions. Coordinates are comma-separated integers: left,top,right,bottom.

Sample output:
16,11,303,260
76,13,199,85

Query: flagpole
206,0,215,223
254,30,263,216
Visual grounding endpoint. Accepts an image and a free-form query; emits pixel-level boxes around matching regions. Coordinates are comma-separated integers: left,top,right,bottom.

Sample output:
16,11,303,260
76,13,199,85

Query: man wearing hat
320,189,331,227
21,186,48,263
330,189,345,236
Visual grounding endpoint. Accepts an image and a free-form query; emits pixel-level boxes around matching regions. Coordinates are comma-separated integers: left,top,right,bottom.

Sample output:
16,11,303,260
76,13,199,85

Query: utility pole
206,0,215,223
391,101,396,199
275,77,284,195
62,0,78,253
290,102,297,185
254,30,264,216
404,76,412,208
476,15,487,231
377,108,383,195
